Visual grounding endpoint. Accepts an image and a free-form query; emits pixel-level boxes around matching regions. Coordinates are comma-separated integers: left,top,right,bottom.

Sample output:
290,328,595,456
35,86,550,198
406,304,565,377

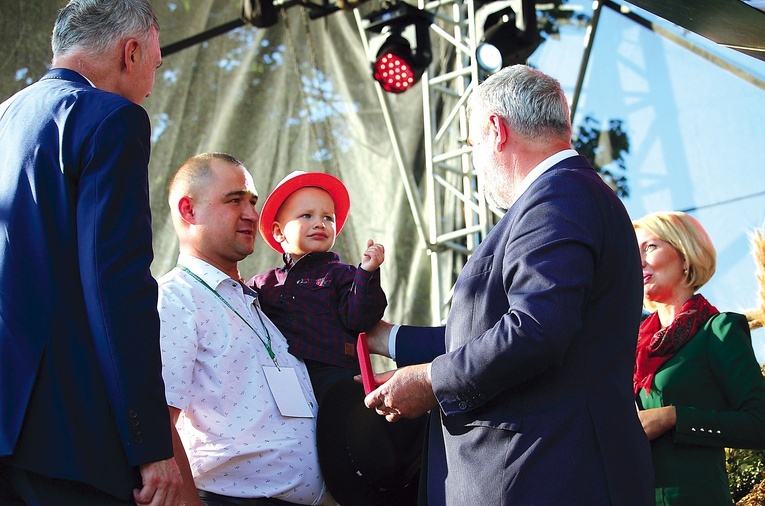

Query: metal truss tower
354,0,503,324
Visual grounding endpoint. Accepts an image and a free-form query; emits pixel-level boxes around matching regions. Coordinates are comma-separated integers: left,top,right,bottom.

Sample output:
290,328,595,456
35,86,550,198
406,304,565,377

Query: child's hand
361,239,384,272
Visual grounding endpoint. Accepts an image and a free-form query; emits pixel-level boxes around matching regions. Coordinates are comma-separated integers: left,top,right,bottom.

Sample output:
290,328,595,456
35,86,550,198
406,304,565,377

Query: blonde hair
633,211,716,292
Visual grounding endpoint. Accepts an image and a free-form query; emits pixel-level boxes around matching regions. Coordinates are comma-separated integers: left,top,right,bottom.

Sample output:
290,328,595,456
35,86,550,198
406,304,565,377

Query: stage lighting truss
364,2,434,94
475,0,540,74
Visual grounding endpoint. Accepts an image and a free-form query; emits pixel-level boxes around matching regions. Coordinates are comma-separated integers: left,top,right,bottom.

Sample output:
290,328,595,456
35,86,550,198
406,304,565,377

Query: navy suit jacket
397,156,654,505
0,69,172,499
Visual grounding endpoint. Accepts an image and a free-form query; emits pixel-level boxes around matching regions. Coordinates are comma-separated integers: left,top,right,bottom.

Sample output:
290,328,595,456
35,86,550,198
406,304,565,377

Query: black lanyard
178,265,279,369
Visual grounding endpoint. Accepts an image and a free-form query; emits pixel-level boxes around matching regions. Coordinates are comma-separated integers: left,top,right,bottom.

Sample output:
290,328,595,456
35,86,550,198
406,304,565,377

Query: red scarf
633,294,718,396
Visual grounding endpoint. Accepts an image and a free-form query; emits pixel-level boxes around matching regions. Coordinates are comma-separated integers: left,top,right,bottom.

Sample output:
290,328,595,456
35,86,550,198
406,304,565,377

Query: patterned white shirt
158,254,327,504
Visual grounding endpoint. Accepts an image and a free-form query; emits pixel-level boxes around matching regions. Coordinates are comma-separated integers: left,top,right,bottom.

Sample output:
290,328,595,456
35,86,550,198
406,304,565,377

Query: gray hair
468,65,571,142
51,0,159,57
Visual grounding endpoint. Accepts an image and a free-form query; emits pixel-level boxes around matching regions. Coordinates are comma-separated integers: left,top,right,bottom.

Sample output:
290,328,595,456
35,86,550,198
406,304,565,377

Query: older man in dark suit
0,1,182,504
364,65,654,505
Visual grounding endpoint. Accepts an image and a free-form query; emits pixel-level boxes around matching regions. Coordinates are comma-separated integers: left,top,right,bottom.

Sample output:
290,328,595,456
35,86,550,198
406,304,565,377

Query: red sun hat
258,171,351,254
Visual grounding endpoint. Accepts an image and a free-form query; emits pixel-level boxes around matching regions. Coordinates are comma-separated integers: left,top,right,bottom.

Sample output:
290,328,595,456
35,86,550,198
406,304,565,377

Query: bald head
169,152,249,208
168,153,259,278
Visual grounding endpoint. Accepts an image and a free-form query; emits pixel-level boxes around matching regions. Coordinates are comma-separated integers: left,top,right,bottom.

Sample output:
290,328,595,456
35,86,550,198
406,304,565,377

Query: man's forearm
169,407,203,506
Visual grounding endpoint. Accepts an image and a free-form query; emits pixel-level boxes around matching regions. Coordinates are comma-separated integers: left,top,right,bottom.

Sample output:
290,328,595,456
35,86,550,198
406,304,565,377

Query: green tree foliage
728,447,765,503
727,364,765,503
573,115,631,198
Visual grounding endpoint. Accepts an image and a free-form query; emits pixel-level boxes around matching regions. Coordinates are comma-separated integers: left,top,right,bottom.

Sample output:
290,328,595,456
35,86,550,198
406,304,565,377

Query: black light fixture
242,0,279,28
476,0,540,74
365,3,434,94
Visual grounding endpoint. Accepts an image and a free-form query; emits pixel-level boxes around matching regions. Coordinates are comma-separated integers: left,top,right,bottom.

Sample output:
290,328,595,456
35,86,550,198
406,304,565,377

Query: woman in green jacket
633,211,765,506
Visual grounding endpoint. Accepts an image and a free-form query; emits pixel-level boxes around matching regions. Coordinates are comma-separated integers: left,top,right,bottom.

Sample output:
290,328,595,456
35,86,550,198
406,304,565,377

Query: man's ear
489,113,508,149
178,196,195,224
272,222,286,243
122,38,141,71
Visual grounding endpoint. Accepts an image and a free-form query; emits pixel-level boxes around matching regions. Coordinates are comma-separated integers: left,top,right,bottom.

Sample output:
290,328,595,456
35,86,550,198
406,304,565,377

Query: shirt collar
81,73,97,88
177,252,233,290
513,149,579,204
44,68,97,88
282,251,338,270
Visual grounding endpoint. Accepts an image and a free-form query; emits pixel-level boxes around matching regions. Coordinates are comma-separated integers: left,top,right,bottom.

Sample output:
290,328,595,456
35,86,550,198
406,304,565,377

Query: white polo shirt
158,253,327,505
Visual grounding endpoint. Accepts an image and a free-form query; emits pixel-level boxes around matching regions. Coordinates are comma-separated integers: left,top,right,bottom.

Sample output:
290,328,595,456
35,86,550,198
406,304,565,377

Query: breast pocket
451,254,501,336
459,254,494,280
454,255,495,311
297,278,331,315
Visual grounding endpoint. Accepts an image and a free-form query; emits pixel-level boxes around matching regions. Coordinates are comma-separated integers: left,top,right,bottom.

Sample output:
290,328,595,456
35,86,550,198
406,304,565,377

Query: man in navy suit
364,65,654,505
0,1,182,504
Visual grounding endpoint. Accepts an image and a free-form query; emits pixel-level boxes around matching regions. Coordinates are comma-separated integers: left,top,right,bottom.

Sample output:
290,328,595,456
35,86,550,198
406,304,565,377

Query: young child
248,171,387,403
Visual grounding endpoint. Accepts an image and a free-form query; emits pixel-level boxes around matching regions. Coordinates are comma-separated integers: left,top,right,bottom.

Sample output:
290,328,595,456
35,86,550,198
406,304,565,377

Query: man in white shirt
158,152,332,506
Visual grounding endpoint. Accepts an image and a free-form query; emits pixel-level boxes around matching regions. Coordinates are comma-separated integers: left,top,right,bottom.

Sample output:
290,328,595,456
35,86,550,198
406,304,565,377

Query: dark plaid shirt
248,251,387,369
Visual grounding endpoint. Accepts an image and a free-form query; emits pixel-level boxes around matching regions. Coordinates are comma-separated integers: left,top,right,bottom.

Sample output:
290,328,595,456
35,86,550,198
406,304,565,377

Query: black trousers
198,489,298,506
0,461,133,506
303,359,358,405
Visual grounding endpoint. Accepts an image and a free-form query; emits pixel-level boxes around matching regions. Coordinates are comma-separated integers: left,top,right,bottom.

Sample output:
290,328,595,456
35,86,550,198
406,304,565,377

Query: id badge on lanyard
263,366,314,418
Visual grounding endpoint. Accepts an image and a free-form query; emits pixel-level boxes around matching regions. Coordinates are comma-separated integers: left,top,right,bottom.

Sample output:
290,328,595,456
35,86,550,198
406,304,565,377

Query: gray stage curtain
2,1,437,336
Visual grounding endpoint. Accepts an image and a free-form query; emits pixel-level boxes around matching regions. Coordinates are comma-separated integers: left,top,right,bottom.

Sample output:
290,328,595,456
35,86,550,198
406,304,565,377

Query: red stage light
373,50,417,94
364,4,433,95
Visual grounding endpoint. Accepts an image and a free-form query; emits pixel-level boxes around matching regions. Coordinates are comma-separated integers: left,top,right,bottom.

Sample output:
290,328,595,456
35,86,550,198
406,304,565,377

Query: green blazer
638,312,765,506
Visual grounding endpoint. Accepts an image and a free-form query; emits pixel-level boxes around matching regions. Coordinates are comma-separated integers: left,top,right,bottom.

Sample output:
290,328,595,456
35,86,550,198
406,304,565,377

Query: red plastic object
357,332,376,395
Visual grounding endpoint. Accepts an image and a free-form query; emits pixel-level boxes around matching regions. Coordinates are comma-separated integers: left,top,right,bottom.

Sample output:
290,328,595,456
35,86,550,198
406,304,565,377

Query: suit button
458,401,468,410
